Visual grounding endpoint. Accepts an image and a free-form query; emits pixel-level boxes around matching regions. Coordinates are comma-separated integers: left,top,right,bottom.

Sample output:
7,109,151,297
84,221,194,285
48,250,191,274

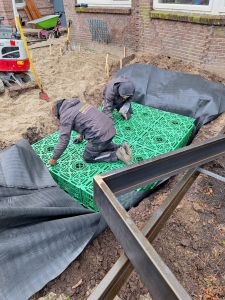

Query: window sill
150,10,225,25
75,7,131,14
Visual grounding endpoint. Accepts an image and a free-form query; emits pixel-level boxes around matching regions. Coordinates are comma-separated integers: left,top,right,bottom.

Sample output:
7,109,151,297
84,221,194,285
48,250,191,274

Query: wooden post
49,44,52,56
78,44,81,52
120,58,122,69
106,64,109,78
124,47,126,58
105,53,109,71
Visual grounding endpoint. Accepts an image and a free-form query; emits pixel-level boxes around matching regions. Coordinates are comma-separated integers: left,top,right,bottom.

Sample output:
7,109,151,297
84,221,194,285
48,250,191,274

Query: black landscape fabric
115,63,225,133
0,140,147,300
0,140,104,300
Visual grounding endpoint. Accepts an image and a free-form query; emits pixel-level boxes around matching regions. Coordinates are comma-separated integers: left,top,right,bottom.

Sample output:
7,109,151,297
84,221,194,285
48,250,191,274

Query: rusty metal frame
88,128,225,300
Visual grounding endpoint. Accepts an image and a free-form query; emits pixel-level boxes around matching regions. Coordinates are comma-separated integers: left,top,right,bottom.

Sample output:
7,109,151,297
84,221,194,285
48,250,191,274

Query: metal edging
88,168,200,300
93,175,193,300
197,167,225,182
101,133,225,196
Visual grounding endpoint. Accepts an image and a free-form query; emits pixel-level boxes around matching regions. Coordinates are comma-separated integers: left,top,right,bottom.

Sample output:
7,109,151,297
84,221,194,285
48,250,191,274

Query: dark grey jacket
102,76,135,119
53,98,116,160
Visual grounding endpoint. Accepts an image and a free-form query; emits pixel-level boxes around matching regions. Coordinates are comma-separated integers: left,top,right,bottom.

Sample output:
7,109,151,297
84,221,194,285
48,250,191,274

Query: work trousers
83,138,121,163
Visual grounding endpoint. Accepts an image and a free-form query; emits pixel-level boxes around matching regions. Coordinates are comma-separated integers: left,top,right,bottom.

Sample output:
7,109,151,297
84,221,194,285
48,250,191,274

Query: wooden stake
49,44,52,56
120,58,122,69
78,44,81,52
60,47,62,56
124,47,126,58
105,53,109,71
106,64,109,78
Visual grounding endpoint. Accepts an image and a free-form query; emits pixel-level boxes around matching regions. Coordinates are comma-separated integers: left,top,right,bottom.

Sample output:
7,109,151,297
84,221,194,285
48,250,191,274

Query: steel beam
93,176,193,300
89,168,200,300
197,167,225,182
101,133,225,196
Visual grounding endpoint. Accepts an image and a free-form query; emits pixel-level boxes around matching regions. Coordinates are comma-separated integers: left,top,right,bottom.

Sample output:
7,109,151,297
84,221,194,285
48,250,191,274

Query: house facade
1,0,225,77
62,0,225,77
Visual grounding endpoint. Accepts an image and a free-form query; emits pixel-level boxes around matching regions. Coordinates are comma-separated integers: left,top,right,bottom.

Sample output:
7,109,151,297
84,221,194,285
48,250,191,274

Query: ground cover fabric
0,140,147,300
115,63,225,134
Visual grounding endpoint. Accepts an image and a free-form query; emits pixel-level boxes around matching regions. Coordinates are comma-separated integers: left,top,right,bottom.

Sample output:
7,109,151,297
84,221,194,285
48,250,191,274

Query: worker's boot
116,147,131,165
122,142,132,161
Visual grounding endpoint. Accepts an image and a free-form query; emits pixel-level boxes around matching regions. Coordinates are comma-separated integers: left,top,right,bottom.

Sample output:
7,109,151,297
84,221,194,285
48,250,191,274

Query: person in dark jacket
49,98,132,166
102,76,135,120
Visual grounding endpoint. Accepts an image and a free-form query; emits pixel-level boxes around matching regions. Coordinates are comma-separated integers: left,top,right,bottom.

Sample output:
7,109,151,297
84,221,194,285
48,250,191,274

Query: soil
0,40,225,300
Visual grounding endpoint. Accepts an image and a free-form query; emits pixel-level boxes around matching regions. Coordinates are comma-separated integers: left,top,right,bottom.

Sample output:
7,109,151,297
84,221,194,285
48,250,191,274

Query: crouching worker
49,98,132,166
102,76,135,120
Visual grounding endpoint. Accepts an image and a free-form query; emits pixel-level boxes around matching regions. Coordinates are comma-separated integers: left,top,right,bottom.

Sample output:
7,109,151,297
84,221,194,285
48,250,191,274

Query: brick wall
136,1,225,77
0,0,12,25
63,0,136,56
63,0,225,78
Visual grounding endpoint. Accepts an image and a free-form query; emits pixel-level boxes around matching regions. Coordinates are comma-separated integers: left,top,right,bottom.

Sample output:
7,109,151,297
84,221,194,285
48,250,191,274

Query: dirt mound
22,126,45,144
131,53,225,85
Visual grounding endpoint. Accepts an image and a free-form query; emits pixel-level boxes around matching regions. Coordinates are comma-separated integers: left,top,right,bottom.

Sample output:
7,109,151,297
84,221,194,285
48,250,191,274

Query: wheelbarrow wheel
38,31,45,40
55,30,61,38
46,31,55,40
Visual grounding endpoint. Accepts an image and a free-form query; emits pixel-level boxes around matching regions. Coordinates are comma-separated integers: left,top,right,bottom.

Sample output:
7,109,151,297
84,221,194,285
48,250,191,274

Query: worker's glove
73,135,83,144
119,103,131,120
119,109,131,120
49,158,57,166
126,111,131,120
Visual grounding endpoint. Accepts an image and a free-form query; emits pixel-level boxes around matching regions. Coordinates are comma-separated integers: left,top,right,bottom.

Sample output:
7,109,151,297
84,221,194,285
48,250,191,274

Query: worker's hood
56,99,65,119
118,82,135,97
57,98,80,119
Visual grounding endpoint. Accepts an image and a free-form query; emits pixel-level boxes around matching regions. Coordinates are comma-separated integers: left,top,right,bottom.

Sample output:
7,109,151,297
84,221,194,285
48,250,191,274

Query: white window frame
76,0,131,7
219,0,225,12
153,0,225,15
15,0,25,8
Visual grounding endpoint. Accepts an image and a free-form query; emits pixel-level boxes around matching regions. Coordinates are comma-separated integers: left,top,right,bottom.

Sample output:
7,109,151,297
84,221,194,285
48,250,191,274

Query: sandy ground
0,40,225,300
0,41,117,147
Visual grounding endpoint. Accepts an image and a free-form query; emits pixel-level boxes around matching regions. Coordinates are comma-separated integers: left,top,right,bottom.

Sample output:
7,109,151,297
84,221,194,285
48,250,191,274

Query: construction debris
8,81,38,98
24,0,42,21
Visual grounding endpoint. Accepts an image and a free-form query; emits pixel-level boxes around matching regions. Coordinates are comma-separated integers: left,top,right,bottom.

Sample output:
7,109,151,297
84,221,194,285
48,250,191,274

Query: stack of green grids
32,103,195,212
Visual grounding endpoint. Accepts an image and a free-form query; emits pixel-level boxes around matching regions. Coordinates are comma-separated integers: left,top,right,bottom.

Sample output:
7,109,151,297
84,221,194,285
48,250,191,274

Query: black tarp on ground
0,140,106,300
115,63,225,134
0,140,150,300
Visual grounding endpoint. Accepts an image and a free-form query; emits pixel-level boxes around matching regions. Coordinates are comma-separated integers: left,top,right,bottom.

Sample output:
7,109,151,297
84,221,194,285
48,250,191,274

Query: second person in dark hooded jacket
49,98,132,166
102,76,135,120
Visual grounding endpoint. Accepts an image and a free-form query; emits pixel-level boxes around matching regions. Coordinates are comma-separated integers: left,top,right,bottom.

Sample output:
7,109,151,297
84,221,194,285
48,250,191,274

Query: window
2,47,20,59
76,0,131,7
15,0,25,8
154,0,225,14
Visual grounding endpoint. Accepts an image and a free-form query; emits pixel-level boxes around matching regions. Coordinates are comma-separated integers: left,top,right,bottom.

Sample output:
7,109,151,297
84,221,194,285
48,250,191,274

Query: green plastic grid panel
32,103,195,212
157,115,195,131
113,103,194,129
132,127,193,152
81,186,99,211
57,132,192,208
